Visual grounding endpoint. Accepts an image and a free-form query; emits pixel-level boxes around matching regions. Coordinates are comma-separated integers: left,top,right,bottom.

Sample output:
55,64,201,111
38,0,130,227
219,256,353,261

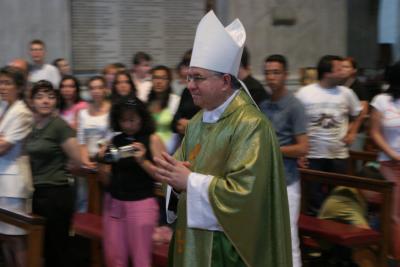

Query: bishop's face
187,67,228,110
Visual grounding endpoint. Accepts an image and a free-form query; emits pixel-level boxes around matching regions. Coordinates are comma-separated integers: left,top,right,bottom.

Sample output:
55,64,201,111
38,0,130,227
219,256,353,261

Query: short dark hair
87,75,107,88
110,97,155,135
30,39,45,48
0,66,26,99
240,47,250,68
182,49,192,62
111,70,137,103
176,49,192,70
317,55,343,80
264,54,288,71
31,80,60,107
176,60,189,71
132,52,152,65
385,60,400,100
59,75,82,111
342,57,358,69
113,62,127,71
52,58,65,68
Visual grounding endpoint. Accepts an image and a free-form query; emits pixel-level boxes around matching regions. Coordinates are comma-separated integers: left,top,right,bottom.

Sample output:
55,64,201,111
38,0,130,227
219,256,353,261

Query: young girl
99,97,165,267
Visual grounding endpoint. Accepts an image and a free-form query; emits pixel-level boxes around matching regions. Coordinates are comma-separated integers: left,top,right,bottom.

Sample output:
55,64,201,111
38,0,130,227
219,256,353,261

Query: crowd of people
0,10,399,267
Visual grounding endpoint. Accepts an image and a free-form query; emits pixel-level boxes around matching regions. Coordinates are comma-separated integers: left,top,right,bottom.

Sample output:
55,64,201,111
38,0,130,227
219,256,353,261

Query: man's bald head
8,59,29,77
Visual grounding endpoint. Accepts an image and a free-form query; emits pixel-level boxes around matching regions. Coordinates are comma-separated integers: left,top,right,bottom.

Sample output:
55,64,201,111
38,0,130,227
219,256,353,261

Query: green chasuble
170,89,292,267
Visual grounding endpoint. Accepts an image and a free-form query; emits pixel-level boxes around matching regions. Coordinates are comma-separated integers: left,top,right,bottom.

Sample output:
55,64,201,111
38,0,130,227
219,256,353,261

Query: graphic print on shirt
307,102,347,134
310,113,340,129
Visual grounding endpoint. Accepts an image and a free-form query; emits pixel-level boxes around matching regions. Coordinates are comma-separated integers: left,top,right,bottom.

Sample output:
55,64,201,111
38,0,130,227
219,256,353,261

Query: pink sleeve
75,101,88,112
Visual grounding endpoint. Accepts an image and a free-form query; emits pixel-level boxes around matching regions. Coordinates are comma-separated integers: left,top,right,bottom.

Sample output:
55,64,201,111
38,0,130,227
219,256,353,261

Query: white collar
202,90,239,123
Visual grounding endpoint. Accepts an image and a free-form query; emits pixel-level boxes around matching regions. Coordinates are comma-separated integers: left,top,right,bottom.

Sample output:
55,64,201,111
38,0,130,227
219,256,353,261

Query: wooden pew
72,172,103,267
299,168,393,267
0,207,45,267
348,150,378,176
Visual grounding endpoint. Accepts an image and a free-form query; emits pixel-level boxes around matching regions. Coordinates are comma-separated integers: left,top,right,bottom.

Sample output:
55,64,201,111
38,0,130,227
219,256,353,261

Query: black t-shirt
108,133,155,201
242,75,268,107
350,79,369,102
171,87,201,135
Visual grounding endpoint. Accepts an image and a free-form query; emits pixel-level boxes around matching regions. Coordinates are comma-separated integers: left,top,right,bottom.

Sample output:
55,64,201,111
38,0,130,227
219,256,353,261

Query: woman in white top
0,66,33,267
76,75,111,211
370,61,400,261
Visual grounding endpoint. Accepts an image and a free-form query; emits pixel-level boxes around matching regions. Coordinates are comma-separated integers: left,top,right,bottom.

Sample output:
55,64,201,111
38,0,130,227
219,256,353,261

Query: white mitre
190,10,246,77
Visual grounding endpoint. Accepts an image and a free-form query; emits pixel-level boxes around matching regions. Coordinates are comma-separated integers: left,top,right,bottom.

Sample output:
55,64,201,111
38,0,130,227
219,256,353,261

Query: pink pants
380,161,400,260
102,193,159,267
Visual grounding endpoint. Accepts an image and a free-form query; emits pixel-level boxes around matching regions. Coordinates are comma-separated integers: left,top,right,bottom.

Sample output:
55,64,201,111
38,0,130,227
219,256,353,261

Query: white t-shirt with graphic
296,83,362,158
371,93,400,161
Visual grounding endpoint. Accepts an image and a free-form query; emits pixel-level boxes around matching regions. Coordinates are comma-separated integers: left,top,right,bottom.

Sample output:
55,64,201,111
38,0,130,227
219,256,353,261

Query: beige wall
0,0,347,78
216,0,347,78
0,0,71,67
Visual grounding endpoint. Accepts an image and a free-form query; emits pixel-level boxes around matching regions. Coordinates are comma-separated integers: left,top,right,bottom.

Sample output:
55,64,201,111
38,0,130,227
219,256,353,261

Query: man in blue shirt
260,54,308,267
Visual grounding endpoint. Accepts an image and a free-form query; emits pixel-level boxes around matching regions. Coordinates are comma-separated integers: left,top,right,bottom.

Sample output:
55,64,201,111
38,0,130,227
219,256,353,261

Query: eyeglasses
186,73,222,84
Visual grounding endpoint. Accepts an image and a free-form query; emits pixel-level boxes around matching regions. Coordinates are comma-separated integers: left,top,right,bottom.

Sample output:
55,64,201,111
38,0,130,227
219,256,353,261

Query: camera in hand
102,144,138,163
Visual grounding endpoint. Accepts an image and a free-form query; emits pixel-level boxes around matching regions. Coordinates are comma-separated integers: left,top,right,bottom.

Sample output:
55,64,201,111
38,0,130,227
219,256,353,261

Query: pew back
0,207,45,267
299,168,393,266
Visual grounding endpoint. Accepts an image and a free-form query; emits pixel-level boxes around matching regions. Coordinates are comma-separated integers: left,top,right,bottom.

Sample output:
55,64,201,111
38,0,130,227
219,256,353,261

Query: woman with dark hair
26,80,81,267
98,98,165,267
370,61,400,263
111,70,137,104
147,65,180,153
59,75,88,129
0,66,33,267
